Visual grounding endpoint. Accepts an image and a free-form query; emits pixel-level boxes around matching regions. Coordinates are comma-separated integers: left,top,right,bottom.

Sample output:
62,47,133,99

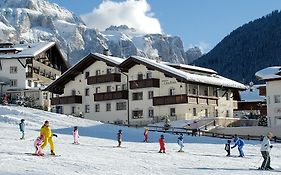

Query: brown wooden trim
94,90,128,101
129,78,160,89
51,95,82,105
87,73,121,85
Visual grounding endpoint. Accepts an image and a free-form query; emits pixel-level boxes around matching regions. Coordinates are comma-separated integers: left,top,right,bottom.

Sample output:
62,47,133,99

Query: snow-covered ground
0,105,281,175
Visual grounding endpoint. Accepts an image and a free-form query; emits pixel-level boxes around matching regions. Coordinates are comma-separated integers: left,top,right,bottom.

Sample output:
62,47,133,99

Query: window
274,95,281,103
132,92,143,100
122,84,127,90
107,86,111,92
148,91,153,99
95,104,100,112
85,71,90,79
132,110,143,119
85,88,89,96
170,108,176,116
96,87,100,93
71,106,75,114
107,68,112,74
193,108,197,116
205,109,208,117
116,85,121,91
34,82,38,88
192,88,197,95
71,90,76,96
215,109,218,117
10,66,17,74
146,71,152,79
116,102,126,110
28,80,32,87
10,79,17,87
114,67,120,73
148,109,154,118
226,110,230,117
169,88,175,96
137,73,143,80
96,70,101,76
85,105,90,113
226,92,230,100
43,92,48,100
204,89,208,96
213,89,218,97
106,103,111,111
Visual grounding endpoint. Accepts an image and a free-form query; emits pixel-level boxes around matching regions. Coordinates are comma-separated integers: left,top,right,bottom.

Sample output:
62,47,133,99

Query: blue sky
49,0,281,52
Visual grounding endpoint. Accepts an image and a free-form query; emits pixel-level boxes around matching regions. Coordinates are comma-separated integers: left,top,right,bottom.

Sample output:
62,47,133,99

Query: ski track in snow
0,105,281,175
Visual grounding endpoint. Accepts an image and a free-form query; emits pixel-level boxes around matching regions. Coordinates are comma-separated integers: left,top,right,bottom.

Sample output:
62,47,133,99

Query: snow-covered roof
239,84,266,102
0,42,56,59
162,62,217,74
130,56,246,90
255,66,281,81
93,53,124,65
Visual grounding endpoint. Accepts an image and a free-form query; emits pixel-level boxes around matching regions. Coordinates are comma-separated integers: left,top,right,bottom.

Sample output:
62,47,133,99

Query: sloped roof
121,56,246,90
45,53,124,94
255,66,281,81
162,62,217,74
239,84,266,102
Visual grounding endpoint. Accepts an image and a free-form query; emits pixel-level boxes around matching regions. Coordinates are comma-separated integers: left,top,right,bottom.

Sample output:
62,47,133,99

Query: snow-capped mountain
0,0,187,65
185,46,203,64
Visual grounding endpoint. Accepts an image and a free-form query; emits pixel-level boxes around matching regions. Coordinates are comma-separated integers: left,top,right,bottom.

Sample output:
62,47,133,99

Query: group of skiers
18,119,275,170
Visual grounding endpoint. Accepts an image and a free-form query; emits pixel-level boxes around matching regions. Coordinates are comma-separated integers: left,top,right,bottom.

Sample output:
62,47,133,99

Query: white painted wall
266,80,281,126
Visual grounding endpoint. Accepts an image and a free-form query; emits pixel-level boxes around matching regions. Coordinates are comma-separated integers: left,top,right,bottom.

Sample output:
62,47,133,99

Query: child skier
225,140,231,156
159,135,166,153
19,119,25,140
144,128,149,142
34,135,45,156
231,135,245,157
260,132,274,170
177,133,184,152
73,126,79,144
117,130,122,147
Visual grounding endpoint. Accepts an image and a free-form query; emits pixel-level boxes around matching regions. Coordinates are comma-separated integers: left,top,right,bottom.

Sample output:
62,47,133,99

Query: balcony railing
153,94,218,106
130,78,160,89
26,72,33,78
94,90,128,101
51,95,82,105
87,73,121,85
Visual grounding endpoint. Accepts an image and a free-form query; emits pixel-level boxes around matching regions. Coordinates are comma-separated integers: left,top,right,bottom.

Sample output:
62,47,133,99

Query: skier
34,135,45,156
19,119,25,140
225,140,231,156
158,135,166,153
117,129,122,147
177,133,184,152
40,121,57,155
231,135,245,157
143,128,148,142
260,132,274,170
73,126,79,144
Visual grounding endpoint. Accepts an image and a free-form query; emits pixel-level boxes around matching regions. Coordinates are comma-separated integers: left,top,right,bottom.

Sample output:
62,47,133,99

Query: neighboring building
0,42,68,109
235,84,267,119
46,53,246,125
256,67,281,126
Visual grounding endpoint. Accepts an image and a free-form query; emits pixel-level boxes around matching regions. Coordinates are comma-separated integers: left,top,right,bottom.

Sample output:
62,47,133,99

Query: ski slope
0,105,281,175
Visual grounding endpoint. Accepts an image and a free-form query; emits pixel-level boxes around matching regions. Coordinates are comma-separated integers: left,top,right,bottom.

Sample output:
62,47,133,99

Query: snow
131,56,246,90
240,85,266,102
255,66,281,80
162,62,217,74
93,53,125,65
1,105,281,175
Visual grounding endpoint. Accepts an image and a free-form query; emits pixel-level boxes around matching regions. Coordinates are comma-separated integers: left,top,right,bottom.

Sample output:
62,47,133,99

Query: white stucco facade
266,80,281,126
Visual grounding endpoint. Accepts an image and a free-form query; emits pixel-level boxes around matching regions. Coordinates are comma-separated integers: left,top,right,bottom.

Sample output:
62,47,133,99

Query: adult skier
260,132,274,170
231,135,245,157
40,121,57,155
117,130,122,147
19,119,25,140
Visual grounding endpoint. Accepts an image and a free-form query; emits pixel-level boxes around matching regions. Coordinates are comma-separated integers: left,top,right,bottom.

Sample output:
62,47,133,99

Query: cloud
188,41,210,53
80,0,162,34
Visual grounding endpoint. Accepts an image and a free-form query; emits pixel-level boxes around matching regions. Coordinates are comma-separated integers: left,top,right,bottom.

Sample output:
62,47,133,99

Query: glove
270,145,273,148
53,134,58,137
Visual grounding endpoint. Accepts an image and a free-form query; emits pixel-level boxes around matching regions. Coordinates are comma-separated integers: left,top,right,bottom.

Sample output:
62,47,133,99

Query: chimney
103,48,111,56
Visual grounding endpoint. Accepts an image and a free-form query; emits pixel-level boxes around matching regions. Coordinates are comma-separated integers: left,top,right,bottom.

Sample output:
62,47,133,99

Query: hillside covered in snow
0,0,187,65
1,105,281,175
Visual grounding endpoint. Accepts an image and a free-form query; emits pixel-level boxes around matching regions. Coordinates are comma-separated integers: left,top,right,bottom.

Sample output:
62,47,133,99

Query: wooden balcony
87,73,121,85
51,95,82,105
26,72,33,78
153,94,218,106
130,78,160,89
94,90,128,101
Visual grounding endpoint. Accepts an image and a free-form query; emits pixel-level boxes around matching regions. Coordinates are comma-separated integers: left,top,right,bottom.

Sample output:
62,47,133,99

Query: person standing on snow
159,135,166,153
40,121,57,155
144,128,149,143
117,130,122,147
231,135,245,157
260,132,274,170
34,135,45,156
73,126,79,144
19,119,25,140
177,133,184,152
225,140,231,156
